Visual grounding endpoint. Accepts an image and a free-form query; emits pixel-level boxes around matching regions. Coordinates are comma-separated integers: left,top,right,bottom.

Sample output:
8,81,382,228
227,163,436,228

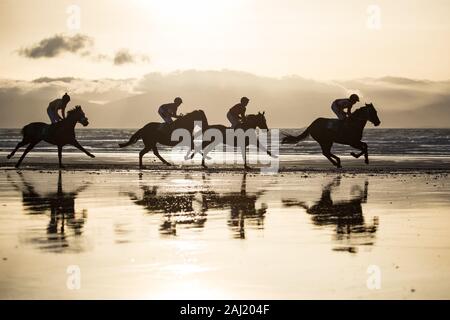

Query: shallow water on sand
0,170,449,299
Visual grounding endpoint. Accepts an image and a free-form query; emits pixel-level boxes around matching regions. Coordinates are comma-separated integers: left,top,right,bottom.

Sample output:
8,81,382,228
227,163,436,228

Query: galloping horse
7,106,94,168
190,112,275,169
282,103,381,167
118,110,209,168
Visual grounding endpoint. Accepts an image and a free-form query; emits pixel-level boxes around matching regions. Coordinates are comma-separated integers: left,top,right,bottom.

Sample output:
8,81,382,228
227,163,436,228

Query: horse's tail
119,128,143,148
282,127,310,144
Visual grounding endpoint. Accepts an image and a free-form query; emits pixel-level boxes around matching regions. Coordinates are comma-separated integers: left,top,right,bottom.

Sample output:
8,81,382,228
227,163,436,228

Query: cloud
32,77,76,83
113,49,150,66
0,70,449,128
113,49,135,65
18,34,93,58
18,34,150,66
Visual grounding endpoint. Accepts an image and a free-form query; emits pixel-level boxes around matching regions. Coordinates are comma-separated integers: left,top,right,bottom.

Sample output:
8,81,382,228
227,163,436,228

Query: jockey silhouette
158,97,183,124
47,93,70,123
227,96,249,128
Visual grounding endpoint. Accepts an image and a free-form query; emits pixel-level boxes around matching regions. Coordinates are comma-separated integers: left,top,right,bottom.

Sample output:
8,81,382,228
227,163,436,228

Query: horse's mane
184,109,203,116
245,113,264,120
66,105,82,117
351,106,367,117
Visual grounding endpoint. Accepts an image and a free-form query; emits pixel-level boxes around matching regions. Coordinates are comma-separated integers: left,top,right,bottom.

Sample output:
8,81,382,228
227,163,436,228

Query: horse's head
246,111,268,130
67,105,89,127
365,103,381,126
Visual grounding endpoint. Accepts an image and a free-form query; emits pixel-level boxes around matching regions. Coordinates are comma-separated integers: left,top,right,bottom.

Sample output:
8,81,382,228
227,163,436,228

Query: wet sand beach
0,168,449,299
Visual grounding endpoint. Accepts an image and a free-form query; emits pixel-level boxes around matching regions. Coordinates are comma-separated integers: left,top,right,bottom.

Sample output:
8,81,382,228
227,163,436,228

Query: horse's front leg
241,144,250,170
256,138,277,158
57,144,80,169
71,139,95,158
58,145,64,169
350,151,364,158
350,141,368,164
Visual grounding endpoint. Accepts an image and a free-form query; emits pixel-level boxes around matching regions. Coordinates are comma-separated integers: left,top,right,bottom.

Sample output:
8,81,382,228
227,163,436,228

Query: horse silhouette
282,103,381,167
7,106,94,168
282,177,378,253
128,185,207,236
189,112,275,170
118,110,208,168
201,173,267,239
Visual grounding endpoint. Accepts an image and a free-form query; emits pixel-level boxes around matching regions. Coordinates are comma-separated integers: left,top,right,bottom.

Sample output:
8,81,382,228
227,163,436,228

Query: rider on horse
158,97,183,124
227,97,249,128
47,93,70,124
331,94,360,120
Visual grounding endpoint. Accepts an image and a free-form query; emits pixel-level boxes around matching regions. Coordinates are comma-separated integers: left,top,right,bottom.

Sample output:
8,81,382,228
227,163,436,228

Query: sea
0,128,449,158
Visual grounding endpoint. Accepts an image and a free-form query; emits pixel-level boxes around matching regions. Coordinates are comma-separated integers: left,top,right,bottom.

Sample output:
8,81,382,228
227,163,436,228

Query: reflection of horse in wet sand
127,173,267,238
126,178,207,236
201,173,267,239
283,177,378,253
7,171,89,252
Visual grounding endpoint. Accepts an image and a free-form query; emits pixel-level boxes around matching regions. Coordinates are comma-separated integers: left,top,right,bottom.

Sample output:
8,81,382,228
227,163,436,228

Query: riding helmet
62,93,71,102
241,96,250,104
349,94,360,103
174,97,183,104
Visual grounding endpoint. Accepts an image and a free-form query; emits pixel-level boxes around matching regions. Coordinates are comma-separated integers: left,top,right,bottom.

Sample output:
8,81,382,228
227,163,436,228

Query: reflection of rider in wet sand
7,171,89,252
282,176,378,253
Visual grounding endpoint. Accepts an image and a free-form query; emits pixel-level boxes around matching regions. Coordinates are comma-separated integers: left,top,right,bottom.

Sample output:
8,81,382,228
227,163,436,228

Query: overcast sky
1,0,450,81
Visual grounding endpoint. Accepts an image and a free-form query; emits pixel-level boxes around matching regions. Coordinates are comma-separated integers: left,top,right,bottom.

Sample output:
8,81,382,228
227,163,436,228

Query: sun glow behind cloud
1,0,450,80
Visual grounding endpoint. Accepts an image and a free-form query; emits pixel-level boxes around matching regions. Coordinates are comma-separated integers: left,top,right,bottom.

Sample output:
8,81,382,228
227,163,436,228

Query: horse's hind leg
7,140,28,159
139,146,152,169
15,141,38,168
152,145,171,166
320,142,341,168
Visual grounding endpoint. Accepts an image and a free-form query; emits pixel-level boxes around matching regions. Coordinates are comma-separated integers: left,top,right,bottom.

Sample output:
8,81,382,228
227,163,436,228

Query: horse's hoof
6,155,11,159
350,152,357,158
365,160,369,165
166,163,172,166
90,154,95,158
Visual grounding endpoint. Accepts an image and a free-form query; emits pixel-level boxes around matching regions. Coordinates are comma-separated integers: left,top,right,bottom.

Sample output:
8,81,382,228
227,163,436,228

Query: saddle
327,119,355,139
